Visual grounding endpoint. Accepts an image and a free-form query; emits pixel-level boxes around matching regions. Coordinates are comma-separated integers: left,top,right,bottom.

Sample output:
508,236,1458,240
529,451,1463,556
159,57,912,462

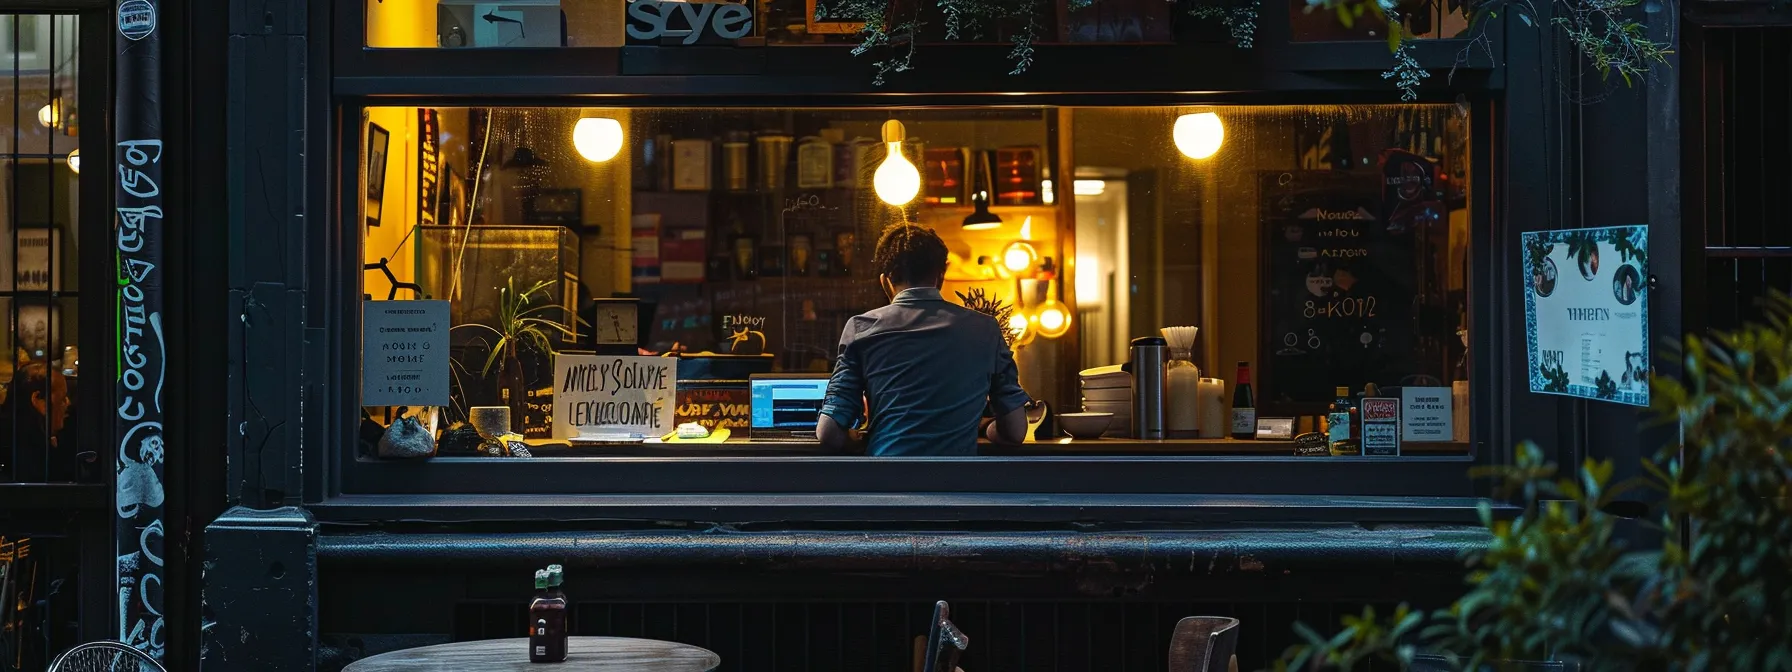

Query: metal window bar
1700,28,1792,334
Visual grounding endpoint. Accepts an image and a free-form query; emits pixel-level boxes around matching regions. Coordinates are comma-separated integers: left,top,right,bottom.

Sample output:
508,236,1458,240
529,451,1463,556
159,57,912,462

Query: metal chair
1168,616,1240,672
919,600,969,672
47,641,168,672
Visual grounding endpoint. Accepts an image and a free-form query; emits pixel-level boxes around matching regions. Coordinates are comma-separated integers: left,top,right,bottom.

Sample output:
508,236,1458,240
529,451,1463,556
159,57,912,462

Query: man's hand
985,401,1037,446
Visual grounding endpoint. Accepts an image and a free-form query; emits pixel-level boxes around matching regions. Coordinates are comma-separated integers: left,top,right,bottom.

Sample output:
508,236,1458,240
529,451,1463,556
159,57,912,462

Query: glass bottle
528,570,567,663
1165,349,1201,438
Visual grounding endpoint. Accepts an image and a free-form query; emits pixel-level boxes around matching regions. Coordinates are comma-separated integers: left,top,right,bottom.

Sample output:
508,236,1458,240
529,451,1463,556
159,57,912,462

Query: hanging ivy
821,0,1672,100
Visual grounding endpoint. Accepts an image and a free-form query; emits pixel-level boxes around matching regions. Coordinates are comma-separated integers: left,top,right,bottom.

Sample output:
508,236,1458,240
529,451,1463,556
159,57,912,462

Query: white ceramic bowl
1057,412,1114,440
1081,386,1131,402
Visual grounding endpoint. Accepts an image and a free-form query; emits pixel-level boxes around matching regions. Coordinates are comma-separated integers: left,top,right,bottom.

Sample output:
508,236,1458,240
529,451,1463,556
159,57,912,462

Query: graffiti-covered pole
115,0,166,661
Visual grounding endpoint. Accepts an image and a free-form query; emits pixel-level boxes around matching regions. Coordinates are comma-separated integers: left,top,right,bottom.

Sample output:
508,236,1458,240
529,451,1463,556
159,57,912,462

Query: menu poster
362,301,451,407
1523,226,1649,406
1260,171,1423,412
1361,396,1401,456
674,385,752,431
552,354,677,439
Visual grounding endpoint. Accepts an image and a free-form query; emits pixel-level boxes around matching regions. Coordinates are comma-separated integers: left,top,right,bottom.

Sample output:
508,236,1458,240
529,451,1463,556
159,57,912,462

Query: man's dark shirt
819,287,1029,456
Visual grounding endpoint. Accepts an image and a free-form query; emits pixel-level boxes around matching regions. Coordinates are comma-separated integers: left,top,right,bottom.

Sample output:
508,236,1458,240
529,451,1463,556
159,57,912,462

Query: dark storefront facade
13,0,1769,669
209,0,1697,669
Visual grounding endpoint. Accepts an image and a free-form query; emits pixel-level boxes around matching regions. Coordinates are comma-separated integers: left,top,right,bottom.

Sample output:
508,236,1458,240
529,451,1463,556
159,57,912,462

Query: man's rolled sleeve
819,330,865,430
987,325,1030,417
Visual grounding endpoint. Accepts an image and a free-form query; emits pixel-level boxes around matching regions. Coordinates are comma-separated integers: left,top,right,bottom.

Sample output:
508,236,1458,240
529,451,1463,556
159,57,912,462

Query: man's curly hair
873,224,948,285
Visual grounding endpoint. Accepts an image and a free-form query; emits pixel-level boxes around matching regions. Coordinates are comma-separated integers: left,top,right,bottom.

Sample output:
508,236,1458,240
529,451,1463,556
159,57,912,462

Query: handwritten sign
552,354,676,438
674,385,751,431
719,313,767,355
362,301,450,407
1360,397,1400,456
1400,387,1452,443
1523,225,1649,406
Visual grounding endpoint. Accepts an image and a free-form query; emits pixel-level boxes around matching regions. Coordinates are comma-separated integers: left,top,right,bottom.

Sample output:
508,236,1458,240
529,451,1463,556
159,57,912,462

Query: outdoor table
343,636,721,671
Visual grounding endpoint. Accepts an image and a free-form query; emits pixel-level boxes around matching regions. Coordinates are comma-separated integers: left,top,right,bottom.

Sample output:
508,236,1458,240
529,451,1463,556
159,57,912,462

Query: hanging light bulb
1034,279,1072,339
65,149,79,174
572,117,624,162
1173,112,1225,160
37,101,60,128
873,120,921,206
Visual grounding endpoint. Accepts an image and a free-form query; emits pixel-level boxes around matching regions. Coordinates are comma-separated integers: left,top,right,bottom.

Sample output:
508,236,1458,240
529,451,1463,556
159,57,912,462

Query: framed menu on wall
1259,171,1426,415
1522,225,1649,406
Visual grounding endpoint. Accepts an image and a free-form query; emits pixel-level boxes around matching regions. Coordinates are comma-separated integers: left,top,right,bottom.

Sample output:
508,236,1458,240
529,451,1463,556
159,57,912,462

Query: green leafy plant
1277,294,1792,670
453,278,580,378
1540,361,1570,392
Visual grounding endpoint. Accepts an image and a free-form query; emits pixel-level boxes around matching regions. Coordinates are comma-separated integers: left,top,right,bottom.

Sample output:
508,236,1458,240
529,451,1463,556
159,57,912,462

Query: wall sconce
1002,241,1038,275
37,100,61,128
66,148,79,174
572,117,624,162
1173,112,1224,160
962,150,1002,230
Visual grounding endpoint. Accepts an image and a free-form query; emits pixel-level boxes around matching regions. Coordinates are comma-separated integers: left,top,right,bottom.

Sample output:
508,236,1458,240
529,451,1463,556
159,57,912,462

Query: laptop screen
749,376,829,430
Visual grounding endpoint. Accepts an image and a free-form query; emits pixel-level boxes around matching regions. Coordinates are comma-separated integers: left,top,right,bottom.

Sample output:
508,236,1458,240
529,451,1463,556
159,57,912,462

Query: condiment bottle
528,570,567,663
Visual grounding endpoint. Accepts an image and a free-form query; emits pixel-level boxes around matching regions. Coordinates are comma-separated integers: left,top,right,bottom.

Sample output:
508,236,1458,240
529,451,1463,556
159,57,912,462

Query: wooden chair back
1167,616,1240,672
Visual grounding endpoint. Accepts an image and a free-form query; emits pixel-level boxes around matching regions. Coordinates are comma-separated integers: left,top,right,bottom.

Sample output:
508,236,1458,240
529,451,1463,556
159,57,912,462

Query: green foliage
1526,239,1557,277
452,277,581,377
1540,361,1570,393
1277,295,1792,670
1594,370,1617,398
1607,228,1646,266
1188,0,1263,48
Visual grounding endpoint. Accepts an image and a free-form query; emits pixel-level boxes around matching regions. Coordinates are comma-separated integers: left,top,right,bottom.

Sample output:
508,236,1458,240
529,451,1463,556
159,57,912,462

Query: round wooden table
343,637,720,671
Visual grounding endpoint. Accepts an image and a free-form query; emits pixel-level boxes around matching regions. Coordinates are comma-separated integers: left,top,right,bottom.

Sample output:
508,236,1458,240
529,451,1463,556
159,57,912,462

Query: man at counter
817,224,1032,456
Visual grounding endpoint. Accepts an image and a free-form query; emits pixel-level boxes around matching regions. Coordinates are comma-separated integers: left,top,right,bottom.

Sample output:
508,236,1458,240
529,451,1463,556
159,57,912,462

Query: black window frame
310,0,1533,505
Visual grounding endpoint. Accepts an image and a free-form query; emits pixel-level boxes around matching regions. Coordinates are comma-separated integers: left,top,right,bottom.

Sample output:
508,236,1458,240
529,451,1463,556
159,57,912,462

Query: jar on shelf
1165,348,1202,439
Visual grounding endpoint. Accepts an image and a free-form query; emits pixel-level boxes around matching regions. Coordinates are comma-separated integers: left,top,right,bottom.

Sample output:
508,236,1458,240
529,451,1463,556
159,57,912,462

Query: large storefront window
356,103,1471,459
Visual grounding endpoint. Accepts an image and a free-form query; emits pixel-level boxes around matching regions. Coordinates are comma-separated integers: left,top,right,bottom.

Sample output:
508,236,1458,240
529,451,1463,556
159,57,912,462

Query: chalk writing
115,132,166,662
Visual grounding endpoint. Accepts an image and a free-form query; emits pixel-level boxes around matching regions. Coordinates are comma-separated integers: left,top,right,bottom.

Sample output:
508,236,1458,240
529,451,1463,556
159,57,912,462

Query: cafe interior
357,103,1473,457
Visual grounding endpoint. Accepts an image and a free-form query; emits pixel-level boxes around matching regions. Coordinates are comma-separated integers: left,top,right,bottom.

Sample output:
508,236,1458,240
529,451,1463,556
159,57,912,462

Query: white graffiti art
116,137,166,661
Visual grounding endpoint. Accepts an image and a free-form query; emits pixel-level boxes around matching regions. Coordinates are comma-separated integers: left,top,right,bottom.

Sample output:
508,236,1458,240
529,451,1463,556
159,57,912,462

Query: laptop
747,373,830,442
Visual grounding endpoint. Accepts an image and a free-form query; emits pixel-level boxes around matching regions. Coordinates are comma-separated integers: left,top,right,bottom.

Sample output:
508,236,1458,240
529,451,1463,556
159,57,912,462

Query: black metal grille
437,599,1400,672
1699,27,1792,332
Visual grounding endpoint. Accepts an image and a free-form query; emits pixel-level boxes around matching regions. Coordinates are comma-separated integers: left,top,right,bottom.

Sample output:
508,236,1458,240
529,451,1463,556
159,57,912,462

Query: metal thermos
1128,336,1168,439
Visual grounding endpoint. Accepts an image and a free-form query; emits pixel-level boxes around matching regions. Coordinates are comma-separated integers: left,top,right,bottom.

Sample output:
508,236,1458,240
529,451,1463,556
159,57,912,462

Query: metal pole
113,0,166,661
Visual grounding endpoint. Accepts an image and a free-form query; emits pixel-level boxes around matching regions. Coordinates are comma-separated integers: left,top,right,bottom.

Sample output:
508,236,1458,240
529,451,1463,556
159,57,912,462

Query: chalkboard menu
1260,171,1423,413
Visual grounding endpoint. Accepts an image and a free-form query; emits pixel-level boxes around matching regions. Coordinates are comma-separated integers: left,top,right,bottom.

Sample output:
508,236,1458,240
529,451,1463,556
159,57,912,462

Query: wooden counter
510,437,1471,458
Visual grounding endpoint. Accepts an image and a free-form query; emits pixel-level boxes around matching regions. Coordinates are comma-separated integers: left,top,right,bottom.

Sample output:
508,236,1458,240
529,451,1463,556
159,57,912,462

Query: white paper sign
552,354,676,439
1401,386,1453,443
362,301,451,407
1522,225,1649,406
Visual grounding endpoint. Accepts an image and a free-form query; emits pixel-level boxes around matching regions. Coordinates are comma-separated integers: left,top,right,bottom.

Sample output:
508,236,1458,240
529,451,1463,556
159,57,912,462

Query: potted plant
454,278,581,430
1275,296,1792,671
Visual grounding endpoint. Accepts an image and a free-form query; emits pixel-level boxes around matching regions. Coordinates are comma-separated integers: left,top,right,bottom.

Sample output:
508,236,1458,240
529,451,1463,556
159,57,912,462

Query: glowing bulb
1007,313,1035,347
66,149,79,174
1041,179,1055,204
572,117,624,162
1173,112,1224,160
873,120,920,206
1002,241,1038,273
1035,300,1071,338
1073,179,1106,196
37,101,60,128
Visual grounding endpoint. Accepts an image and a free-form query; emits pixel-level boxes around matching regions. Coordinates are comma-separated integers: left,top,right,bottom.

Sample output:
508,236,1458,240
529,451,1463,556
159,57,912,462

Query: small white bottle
1165,348,1202,438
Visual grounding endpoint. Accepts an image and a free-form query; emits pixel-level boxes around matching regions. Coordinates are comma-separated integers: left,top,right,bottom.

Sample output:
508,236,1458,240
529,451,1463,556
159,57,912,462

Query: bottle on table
1327,386,1361,456
1230,362,1255,440
529,570,568,663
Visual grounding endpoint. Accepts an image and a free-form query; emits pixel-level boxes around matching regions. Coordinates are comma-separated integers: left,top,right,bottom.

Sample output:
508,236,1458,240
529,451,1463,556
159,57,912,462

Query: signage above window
625,0,754,46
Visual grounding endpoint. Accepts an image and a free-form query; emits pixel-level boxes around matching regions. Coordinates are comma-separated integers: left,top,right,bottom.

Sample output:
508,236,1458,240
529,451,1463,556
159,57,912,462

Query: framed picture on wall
15,228,59,292
12,300,61,356
366,122,390,228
